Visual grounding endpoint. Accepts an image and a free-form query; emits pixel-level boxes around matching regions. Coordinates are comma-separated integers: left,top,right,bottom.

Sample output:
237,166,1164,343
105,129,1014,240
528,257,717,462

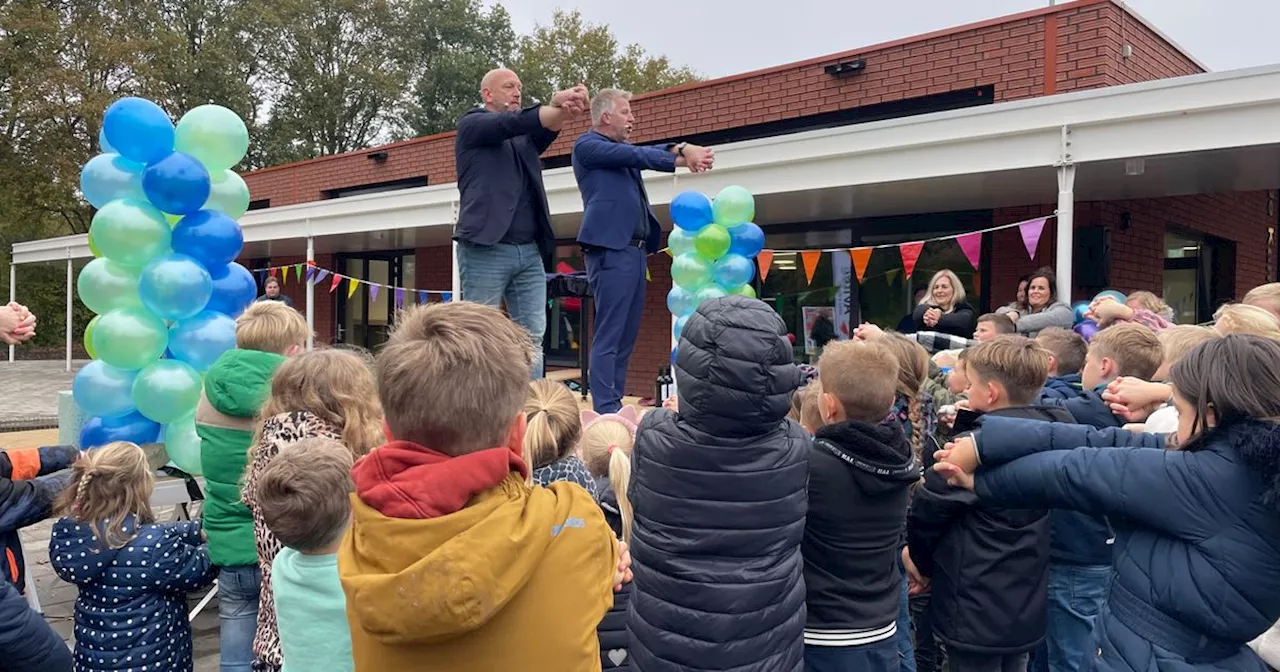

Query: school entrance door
335,251,415,350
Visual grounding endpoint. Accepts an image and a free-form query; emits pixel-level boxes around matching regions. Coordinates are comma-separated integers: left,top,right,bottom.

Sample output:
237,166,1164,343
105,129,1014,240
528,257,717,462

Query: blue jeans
897,561,918,672
456,241,547,378
218,564,261,672
1035,563,1111,672
584,246,646,413
806,637,900,672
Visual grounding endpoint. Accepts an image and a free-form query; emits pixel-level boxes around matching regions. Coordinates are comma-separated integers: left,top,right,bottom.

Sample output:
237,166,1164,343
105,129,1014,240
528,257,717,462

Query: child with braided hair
50,442,216,672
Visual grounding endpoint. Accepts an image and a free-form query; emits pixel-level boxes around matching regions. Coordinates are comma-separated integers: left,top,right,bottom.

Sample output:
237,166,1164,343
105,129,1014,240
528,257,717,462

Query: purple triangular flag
394,288,405,307
1020,217,1048,260
304,266,317,282
314,269,330,284
956,232,982,270
441,291,452,303
369,284,380,302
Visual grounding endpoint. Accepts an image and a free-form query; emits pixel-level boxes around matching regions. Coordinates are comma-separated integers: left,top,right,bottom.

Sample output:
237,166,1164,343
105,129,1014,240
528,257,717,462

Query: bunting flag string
253,261,455,303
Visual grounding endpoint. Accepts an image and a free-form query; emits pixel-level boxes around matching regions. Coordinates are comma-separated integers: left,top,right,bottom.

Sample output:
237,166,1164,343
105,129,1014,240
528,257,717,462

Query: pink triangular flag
1020,217,1048,260
956,232,982,270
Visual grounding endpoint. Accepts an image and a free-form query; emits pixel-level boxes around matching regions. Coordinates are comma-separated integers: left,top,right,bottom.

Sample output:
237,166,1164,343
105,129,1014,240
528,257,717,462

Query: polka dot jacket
50,516,217,672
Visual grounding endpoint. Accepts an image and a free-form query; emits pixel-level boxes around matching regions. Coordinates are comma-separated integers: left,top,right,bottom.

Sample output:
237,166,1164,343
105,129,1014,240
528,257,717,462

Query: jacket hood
351,441,527,520
203,349,286,418
675,296,802,437
814,420,921,495
1210,419,1280,513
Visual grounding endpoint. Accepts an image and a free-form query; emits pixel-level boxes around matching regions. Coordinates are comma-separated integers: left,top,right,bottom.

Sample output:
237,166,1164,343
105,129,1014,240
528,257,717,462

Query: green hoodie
196,348,286,567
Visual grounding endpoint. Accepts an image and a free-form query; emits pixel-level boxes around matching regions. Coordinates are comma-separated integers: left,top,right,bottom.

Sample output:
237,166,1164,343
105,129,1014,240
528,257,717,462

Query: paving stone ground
0,360,86,428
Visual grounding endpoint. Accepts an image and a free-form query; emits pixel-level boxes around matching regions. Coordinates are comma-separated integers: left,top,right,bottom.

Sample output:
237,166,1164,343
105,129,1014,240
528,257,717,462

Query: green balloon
712,185,756,226
91,199,171,268
694,224,731,261
175,105,249,173
77,258,143,315
668,228,696,257
671,254,712,291
694,285,728,306
92,307,168,370
132,359,202,424
203,169,250,219
88,233,101,257
728,284,757,298
84,315,100,359
163,418,203,476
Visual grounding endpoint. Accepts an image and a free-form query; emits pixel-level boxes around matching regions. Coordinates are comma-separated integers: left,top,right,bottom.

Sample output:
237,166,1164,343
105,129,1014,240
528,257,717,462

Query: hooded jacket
50,517,215,672
908,405,1073,655
804,421,921,644
1,444,77,589
975,417,1280,671
1040,374,1083,401
196,348,286,567
339,441,618,671
629,296,809,672
0,579,73,672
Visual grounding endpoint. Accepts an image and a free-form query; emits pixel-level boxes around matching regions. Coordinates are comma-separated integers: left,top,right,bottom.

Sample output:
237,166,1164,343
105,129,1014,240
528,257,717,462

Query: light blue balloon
694,285,728,307
98,127,116,154
667,286,697,317
1093,290,1127,305
673,315,689,340
670,191,713,232
671,254,712,291
168,311,236,373
727,222,766,258
72,360,139,419
142,152,211,216
139,253,212,320
80,154,145,210
713,253,755,289
102,97,175,165
668,228,696,257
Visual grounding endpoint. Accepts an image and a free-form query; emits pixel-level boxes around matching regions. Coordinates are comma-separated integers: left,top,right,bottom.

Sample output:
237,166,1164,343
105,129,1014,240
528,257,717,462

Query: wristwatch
672,142,688,156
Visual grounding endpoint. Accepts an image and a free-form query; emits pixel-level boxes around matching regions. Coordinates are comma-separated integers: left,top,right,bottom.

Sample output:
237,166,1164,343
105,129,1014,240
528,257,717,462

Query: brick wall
1096,3,1203,85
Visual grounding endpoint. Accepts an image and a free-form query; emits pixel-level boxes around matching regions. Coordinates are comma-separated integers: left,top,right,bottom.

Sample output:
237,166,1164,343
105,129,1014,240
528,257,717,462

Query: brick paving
0,360,87,430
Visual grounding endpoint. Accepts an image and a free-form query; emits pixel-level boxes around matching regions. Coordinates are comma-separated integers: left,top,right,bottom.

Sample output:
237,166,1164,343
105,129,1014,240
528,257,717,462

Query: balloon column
666,185,765,364
73,98,255,475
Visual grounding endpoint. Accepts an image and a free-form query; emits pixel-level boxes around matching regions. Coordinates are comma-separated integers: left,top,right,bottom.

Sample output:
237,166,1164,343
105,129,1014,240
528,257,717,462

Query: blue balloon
727,222,765,258
142,152,211,215
670,191,713,232
103,98,175,165
670,346,679,367
712,253,755,289
72,360,139,419
80,154,145,210
172,210,244,268
168,311,236,373
1074,319,1101,342
139,253,213,320
673,315,689,340
205,262,258,317
98,127,115,154
1071,300,1091,324
80,410,161,450
667,286,697,317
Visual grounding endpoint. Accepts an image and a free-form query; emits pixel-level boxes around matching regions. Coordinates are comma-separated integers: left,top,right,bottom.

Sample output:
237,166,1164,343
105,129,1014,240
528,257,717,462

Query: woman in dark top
911,270,975,338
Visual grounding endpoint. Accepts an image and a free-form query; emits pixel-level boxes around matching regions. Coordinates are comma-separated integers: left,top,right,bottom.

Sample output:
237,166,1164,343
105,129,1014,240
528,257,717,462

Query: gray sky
498,1,1278,77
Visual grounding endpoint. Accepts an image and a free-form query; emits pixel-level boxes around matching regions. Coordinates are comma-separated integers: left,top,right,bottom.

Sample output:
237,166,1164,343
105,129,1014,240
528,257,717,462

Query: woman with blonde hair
911,269,976,339
240,348,384,672
523,379,595,491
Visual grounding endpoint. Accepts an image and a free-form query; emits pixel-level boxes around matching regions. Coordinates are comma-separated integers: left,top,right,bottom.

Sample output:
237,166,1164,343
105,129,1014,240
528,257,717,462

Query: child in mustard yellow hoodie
339,301,625,671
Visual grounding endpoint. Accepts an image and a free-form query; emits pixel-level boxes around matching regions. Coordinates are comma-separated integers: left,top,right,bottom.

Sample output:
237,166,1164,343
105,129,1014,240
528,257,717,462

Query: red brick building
160,1,1280,393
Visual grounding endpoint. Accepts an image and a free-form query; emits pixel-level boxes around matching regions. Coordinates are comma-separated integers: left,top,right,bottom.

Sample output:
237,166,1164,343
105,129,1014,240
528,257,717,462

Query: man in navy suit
454,68,588,378
572,89,714,412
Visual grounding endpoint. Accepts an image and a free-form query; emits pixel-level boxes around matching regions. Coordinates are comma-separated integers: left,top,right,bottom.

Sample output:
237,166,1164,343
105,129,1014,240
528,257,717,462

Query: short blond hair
377,302,534,455
798,380,825,431
1214,303,1280,340
1126,290,1171,315
255,438,354,552
1090,322,1162,380
964,335,1052,406
817,340,898,423
1243,282,1280,316
1158,325,1220,367
235,301,309,353
1036,327,1088,375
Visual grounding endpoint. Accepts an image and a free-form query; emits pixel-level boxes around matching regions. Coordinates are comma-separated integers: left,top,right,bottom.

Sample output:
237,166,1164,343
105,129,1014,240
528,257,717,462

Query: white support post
305,234,315,350
1055,126,1076,304
8,262,14,363
451,240,461,300
65,252,73,372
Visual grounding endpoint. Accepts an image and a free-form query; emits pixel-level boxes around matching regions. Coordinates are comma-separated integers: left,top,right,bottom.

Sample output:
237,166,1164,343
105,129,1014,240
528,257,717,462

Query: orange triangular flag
757,250,774,282
801,250,821,285
347,279,360,298
850,248,872,282
898,241,925,278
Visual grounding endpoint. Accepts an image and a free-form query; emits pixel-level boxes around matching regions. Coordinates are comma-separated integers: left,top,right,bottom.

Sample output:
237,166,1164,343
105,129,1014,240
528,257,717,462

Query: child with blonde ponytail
51,442,216,672
523,379,595,492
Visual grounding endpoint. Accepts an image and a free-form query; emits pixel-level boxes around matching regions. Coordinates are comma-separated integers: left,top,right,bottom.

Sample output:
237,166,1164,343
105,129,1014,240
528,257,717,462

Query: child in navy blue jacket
1035,327,1087,401
50,442,215,672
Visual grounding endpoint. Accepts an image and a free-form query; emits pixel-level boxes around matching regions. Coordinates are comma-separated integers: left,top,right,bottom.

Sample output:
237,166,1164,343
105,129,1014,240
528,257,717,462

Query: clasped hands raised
0,302,36,345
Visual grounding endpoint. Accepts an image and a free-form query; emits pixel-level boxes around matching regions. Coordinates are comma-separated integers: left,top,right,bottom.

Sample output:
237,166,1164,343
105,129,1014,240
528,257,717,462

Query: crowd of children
4,277,1280,671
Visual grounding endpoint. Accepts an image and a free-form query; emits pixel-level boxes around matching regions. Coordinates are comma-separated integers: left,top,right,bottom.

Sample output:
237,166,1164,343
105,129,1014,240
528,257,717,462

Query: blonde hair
798,380,826,432
523,380,582,478
879,333,930,460
55,442,154,549
235,301,310,353
817,341,897,423
1243,282,1280,315
1090,322,1163,380
377,302,534,455
1126,290,1171,316
254,349,384,458
1158,325,1220,367
580,411,637,545
1213,303,1280,340
965,336,1052,405
255,438,354,553
919,269,967,311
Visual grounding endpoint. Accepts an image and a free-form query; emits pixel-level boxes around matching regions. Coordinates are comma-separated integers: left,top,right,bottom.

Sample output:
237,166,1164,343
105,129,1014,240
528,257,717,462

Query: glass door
336,252,413,350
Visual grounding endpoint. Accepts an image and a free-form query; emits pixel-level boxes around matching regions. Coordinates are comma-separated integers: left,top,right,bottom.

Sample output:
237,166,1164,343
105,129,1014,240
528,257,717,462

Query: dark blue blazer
454,105,559,265
571,130,676,253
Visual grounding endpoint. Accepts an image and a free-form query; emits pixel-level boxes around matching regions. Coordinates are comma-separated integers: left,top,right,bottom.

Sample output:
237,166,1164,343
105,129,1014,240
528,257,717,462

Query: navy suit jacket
454,105,559,266
571,130,676,253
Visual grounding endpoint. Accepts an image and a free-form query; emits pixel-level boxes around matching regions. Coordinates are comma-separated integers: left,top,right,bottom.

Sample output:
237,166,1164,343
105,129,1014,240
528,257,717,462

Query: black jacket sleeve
457,105,554,149
0,581,74,671
907,468,978,578
933,303,976,338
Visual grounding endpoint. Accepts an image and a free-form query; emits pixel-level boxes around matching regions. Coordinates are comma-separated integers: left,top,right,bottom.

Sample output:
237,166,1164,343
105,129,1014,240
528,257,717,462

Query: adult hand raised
0,303,36,345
